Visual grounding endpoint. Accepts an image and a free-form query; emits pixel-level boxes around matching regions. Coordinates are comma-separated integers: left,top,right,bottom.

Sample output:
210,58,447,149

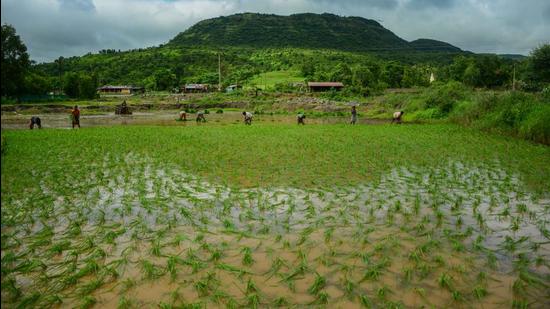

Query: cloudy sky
2,0,549,63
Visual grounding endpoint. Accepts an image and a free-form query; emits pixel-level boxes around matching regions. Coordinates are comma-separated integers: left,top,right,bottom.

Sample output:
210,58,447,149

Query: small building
97,85,144,95
225,84,242,93
182,84,209,93
307,82,344,92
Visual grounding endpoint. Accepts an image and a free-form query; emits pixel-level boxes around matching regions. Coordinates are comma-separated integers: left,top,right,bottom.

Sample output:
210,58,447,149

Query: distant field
2,124,549,308
247,70,305,90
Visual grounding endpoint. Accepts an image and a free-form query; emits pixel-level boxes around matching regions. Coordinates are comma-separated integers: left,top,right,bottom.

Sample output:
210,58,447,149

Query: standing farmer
242,111,253,125
350,106,357,125
71,105,81,128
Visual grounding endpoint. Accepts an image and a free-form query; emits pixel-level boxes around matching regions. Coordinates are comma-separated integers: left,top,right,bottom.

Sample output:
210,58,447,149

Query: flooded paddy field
1,124,549,308
1,111,386,130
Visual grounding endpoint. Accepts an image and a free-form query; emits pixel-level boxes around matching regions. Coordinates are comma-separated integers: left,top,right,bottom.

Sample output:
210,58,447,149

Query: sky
2,0,549,63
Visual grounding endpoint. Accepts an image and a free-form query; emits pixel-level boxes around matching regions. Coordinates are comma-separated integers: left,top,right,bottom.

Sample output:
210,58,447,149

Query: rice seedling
241,247,254,266
308,273,326,295
438,272,453,291
359,294,373,308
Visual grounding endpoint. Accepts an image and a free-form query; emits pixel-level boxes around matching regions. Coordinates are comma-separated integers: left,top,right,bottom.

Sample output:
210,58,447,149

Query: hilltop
170,13,463,53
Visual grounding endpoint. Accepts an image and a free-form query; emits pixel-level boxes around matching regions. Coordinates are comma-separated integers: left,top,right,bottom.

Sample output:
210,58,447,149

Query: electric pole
512,64,516,91
218,52,221,92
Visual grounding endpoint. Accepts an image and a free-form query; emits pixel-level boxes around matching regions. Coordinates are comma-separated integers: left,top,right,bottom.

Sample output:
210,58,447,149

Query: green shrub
424,81,468,115
518,104,550,144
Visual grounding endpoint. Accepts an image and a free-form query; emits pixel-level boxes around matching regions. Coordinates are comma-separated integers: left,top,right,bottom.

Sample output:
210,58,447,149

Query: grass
247,70,305,90
2,124,549,191
1,123,549,307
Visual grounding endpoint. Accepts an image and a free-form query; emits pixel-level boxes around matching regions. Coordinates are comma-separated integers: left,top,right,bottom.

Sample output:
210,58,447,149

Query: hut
97,85,144,95
307,82,344,92
182,84,209,93
225,84,242,93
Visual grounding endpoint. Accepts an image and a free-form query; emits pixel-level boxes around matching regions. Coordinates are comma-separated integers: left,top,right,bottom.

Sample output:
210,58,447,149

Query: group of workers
28,105,80,129
29,105,404,129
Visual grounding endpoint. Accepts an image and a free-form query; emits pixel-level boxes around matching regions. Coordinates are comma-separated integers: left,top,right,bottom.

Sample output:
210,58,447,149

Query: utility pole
218,52,221,92
512,64,516,91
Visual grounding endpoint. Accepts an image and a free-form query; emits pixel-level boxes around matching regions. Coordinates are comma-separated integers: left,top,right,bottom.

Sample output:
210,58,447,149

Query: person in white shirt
242,111,253,125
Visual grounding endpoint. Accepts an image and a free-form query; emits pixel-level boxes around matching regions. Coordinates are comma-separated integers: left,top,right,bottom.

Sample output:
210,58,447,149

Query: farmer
297,112,306,125
350,106,357,125
179,110,187,121
242,111,253,125
392,111,404,124
29,116,42,129
71,105,81,128
196,110,206,122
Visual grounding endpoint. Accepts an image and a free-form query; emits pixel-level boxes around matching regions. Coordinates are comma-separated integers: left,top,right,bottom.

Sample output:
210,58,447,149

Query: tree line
1,24,549,101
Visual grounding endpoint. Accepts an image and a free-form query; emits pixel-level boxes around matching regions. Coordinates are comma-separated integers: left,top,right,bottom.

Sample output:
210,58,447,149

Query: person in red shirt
71,105,81,128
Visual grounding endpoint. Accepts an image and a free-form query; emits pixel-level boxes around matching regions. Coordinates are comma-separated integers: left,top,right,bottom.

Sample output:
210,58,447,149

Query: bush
423,81,468,115
518,104,550,144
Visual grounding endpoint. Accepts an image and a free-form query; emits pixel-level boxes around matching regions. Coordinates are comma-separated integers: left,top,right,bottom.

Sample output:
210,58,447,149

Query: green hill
31,12,473,89
170,13,462,53
409,39,462,52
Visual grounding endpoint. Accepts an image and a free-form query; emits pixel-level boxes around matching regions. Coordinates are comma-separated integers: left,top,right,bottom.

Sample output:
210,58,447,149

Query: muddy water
1,111,387,129
1,156,549,308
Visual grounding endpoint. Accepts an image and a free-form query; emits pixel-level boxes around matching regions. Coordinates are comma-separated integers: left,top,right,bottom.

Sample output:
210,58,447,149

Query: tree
381,62,404,88
530,44,550,83
1,24,30,97
78,73,98,99
153,69,177,91
63,72,80,98
463,63,481,87
24,72,52,95
352,66,374,87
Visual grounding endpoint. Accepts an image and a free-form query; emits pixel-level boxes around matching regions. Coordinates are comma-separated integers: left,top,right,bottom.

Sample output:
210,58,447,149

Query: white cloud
1,0,548,62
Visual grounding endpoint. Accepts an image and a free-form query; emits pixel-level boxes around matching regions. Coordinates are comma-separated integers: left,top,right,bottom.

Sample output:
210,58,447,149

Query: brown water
1,111,387,129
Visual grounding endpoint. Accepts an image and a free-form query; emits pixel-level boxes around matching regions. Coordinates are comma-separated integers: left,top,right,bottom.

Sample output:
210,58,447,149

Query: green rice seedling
403,267,414,283
246,293,260,308
140,259,163,279
324,227,334,243
486,252,498,269
451,290,463,302
437,272,454,292
194,278,210,297
362,266,381,281
210,289,229,304
472,285,487,299
79,295,97,309
377,285,391,300
359,294,373,308
77,277,105,296
311,291,329,305
15,292,41,308
344,277,356,298
516,203,527,214
241,247,254,266
512,299,529,309
273,296,288,307
308,273,326,295
216,263,251,277
117,296,136,309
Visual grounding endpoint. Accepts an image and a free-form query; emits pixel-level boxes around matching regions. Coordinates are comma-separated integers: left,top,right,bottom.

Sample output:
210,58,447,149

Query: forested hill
169,13,462,53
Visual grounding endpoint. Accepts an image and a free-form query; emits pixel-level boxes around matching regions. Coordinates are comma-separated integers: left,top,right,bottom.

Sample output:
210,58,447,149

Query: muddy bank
1,110,389,129
0,101,250,114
